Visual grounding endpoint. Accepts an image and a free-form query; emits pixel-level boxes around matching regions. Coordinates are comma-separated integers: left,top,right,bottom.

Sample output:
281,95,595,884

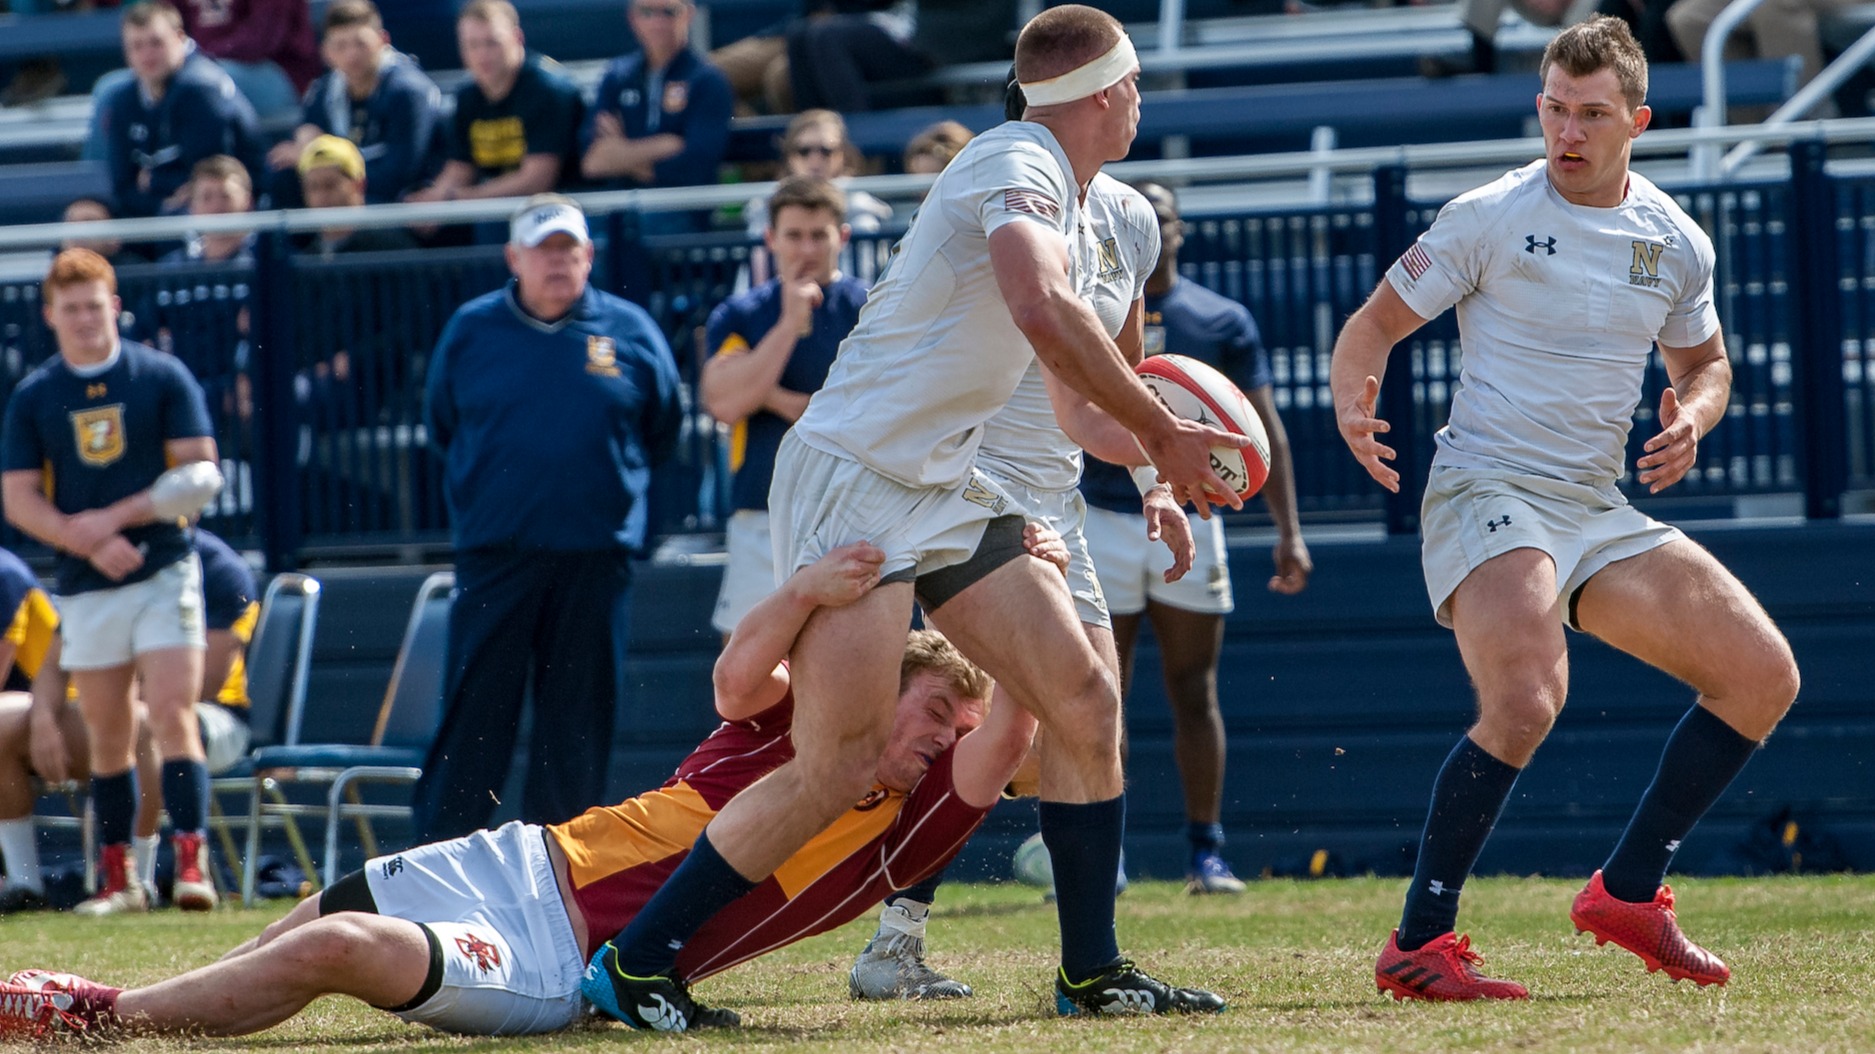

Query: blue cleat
580,941,739,1031
1054,959,1226,1016
1186,851,1247,895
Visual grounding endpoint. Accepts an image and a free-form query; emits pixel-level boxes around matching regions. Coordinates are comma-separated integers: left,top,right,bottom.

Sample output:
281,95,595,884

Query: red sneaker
1375,930,1529,1002
0,979,88,1039
7,971,120,1033
172,831,219,912
1570,870,1730,987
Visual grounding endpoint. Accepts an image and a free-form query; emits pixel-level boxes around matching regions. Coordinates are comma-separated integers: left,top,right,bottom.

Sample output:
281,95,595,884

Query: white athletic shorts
711,509,777,635
195,701,250,774
1420,466,1683,629
57,554,206,670
1082,504,1234,617
364,821,586,1036
769,432,1015,582
979,474,1108,628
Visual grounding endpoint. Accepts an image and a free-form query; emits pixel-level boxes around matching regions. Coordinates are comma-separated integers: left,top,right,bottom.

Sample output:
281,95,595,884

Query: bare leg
1145,603,1227,826
115,912,431,1036
1450,548,1570,767
0,693,40,820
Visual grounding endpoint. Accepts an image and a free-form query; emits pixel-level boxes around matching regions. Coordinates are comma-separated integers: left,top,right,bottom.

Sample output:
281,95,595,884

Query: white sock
0,818,42,893
133,834,161,889
881,898,930,933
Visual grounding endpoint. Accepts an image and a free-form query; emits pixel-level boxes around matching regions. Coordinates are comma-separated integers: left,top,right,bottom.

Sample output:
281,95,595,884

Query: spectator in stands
0,532,257,915
1,249,225,917
708,5,795,115
296,135,418,255
786,0,935,113
99,1,265,218
173,0,321,123
1665,0,1855,97
902,118,971,175
59,199,149,271
415,195,682,842
405,0,583,206
744,110,890,236
159,156,257,266
701,176,868,640
266,0,443,206
580,0,732,194
1424,0,1601,76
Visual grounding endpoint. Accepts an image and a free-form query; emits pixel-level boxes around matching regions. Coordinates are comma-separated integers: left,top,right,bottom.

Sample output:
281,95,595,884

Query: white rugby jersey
977,173,1161,492
791,121,1080,488
1387,161,1721,485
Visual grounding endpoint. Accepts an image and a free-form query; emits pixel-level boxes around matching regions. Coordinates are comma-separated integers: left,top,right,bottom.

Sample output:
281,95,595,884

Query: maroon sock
44,975,122,1033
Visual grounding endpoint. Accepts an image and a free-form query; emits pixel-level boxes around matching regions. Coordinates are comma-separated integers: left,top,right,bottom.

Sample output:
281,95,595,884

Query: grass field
2,874,1872,1052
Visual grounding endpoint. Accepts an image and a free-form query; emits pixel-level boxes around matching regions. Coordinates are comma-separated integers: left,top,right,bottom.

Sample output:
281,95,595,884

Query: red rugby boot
1375,930,1529,1002
1570,870,1730,987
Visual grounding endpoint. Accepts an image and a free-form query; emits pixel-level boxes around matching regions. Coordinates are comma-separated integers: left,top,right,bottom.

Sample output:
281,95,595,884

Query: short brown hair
458,0,520,29
900,630,992,705
1014,4,1122,86
191,155,253,198
43,249,117,303
1540,15,1648,111
323,0,385,34
121,0,184,33
904,120,972,171
768,175,845,226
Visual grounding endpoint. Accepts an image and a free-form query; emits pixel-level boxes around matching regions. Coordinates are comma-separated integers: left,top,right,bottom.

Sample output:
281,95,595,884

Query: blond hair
900,630,992,705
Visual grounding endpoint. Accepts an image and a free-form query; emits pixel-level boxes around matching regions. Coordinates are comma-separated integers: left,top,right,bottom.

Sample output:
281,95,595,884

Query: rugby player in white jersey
1330,16,1799,1001
845,68,1188,1001
583,5,1238,1028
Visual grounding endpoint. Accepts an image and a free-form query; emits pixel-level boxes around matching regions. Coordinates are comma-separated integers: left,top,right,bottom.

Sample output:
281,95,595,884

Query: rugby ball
1011,832,1053,887
1136,354,1270,501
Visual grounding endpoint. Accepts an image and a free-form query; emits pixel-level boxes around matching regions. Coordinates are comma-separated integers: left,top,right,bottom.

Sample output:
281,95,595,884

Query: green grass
4,874,1873,1052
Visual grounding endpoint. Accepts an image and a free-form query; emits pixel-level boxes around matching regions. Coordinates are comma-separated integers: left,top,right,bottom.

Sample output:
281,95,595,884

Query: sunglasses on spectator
791,144,839,158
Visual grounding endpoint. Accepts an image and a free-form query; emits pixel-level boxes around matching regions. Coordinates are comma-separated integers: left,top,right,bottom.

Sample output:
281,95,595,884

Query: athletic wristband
1131,465,1165,496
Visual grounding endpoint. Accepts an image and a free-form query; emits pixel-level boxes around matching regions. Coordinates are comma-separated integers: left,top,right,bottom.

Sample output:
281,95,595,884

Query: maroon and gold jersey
545,690,991,977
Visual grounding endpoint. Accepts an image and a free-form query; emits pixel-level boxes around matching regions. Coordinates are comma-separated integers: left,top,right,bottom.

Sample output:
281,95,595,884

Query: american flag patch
1003,188,1061,219
1400,241,1433,282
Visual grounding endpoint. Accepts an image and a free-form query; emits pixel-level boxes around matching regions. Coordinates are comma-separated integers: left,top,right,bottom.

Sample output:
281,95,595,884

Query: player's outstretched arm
1641,331,1731,493
713,541,887,721
1245,384,1311,594
989,222,1245,511
1330,279,1431,493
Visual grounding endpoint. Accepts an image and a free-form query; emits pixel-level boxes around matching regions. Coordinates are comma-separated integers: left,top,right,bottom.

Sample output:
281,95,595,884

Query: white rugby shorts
1082,504,1234,617
769,432,1014,582
711,509,777,635
364,821,586,1036
57,554,206,670
1420,466,1683,629
978,473,1108,629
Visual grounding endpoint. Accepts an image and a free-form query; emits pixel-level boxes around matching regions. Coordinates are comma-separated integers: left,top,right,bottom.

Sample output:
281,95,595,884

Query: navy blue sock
1397,736,1521,951
1040,795,1125,982
1187,821,1224,863
611,830,756,976
1601,705,1760,903
888,867,945,909
92,769,136,847
159,759,210,834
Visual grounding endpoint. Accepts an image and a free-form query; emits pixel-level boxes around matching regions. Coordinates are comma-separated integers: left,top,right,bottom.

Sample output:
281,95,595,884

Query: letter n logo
1629,240,1664,280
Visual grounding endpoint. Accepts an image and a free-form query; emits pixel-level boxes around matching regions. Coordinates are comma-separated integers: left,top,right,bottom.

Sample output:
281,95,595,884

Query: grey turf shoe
848,901,973,1000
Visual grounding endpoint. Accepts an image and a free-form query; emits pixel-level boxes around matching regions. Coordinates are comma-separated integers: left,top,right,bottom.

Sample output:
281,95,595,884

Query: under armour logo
1428,880,1448,896
636,993,688,1031
1665,839,1682,853
381,856,404,878
1485,515,1512,533
1525,235,1557,256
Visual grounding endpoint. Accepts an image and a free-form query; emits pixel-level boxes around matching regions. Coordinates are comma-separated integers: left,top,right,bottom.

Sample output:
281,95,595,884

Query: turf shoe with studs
1054,960,1226,1016
849,903,973,1000
0,977,91,1039
580,942,738,1031
1374,930,1529,1001
1186,851,1247,895
1569,870,1730,987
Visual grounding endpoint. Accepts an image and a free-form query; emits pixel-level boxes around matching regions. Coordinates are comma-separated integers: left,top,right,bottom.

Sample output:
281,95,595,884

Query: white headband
1018,34,1138,107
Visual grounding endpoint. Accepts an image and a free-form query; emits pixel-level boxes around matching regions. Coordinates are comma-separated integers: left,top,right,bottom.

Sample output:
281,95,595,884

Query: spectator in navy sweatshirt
415,194,682,842
580,0,732,193
99,2,265,219
266,0,444,206
174,0,322,122
406,0,583,205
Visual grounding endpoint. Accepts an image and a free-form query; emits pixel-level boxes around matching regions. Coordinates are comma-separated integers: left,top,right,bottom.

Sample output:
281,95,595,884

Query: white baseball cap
509,199,591,247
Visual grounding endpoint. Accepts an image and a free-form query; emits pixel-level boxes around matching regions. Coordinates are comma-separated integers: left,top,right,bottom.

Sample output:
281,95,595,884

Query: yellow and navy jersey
547,690,990,977
701,276,868,513
0,546,57,692
0,340,215,597
195,529,257,710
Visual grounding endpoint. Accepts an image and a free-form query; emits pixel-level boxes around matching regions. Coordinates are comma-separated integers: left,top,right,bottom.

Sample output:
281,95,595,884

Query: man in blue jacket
416,195,684,842
99,1,265,218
